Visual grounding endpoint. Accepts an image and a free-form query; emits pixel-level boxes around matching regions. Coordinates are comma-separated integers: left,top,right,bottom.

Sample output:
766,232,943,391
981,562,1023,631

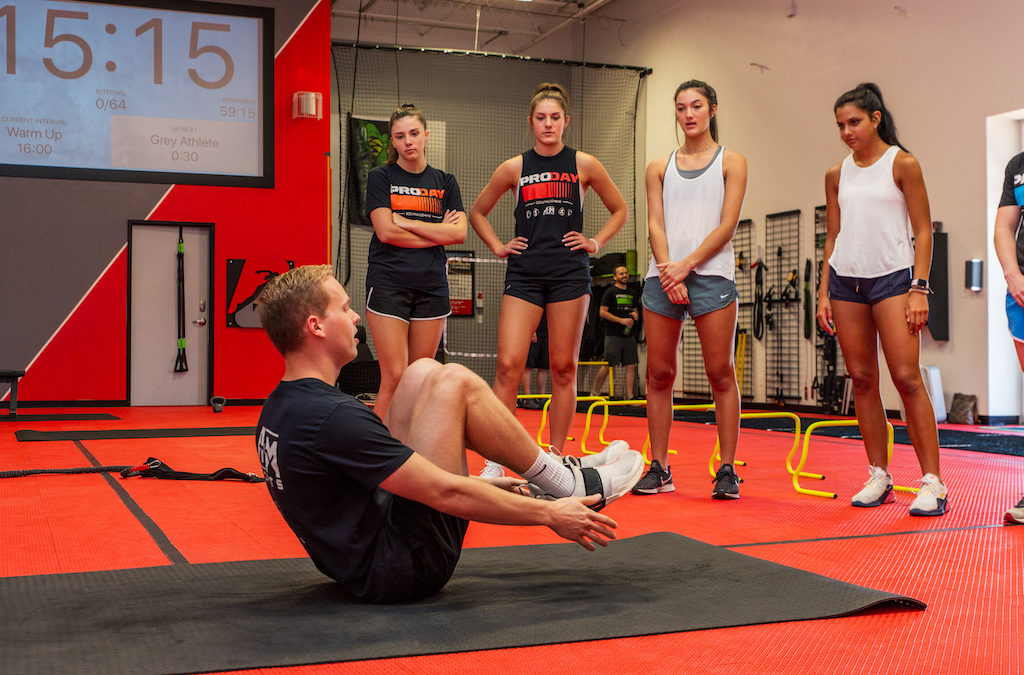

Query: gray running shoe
712,463,740,499
631,459,675,495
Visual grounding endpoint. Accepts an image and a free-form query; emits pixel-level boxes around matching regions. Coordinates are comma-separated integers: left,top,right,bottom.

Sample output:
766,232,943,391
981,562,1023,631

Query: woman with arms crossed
365,104,466,422
816,83,947,516
632,79,748,499
470,83,628,475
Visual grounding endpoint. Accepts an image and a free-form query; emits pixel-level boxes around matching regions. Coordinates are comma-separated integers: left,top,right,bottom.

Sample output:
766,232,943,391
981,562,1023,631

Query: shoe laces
713,464,737,484
917,474,946,498
863,468,891,488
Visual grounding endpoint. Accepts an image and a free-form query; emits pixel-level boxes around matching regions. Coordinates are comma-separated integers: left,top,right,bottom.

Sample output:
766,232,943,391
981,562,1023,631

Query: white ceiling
330,0,621,56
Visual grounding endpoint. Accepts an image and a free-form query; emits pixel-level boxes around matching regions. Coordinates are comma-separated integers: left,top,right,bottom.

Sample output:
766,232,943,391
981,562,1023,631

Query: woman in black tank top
470,83,627,464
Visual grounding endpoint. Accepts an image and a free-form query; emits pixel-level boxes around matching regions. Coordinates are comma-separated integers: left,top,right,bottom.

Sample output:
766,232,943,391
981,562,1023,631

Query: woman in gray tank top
635,79,749,500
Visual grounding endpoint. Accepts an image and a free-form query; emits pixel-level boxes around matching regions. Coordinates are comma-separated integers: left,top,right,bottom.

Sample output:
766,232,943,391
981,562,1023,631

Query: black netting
331,43,646,384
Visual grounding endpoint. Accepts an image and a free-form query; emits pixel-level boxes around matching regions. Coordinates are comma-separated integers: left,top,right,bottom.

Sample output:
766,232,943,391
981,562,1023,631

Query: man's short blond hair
257,264,334,355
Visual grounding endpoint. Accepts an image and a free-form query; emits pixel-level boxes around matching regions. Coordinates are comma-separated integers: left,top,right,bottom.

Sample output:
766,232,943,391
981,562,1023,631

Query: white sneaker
479,459,505,479
909,474,948,516
559,440,630,469
530,448,644,511
851,465,894,507
1004,496,1024,525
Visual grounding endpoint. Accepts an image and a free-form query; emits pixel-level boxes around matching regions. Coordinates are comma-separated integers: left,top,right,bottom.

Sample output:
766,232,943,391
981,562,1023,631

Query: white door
130,222,211,405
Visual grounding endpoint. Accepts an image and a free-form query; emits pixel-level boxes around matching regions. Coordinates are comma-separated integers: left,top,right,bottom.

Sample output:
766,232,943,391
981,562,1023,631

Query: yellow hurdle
534,394,608,447
793,419,914,499
580,398,650,455
706,412,805,482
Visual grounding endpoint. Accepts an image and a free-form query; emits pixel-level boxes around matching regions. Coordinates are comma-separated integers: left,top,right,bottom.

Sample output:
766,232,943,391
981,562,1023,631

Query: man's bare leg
386,359,570,485
385,359,642,505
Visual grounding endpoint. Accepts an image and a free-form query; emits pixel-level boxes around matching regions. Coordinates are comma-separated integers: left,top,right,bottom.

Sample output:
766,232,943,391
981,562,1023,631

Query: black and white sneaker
631,459,675,495
712,463,740,500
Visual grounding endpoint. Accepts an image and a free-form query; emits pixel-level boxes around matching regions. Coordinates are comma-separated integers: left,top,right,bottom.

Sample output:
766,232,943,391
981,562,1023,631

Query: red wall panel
16,252,128,402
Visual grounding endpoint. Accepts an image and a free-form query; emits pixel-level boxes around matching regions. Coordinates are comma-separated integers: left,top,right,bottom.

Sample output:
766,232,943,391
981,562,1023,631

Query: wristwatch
909,278,930,293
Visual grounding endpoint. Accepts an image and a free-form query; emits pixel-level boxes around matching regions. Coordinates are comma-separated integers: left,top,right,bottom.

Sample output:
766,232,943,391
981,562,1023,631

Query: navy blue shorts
642,273,737,321
366,287,451,322
828,267,910,305
503,275,591,308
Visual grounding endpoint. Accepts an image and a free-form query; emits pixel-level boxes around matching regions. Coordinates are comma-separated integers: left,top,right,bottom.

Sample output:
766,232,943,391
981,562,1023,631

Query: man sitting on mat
255,265,644,603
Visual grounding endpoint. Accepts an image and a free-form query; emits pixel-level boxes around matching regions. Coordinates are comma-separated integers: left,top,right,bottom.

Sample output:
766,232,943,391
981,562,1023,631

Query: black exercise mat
1,532,922,674
0,413,119,422
15,426,256,441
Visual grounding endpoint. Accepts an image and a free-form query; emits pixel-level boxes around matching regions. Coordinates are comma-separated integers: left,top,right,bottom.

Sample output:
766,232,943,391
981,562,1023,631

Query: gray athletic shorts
642,273,737,321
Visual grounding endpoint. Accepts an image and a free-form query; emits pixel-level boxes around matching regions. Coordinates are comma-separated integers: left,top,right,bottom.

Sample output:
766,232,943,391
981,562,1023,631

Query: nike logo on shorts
720,293,731,299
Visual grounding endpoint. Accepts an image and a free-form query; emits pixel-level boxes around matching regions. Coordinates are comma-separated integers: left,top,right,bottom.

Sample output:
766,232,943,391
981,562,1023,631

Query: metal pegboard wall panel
813,204,848,413
734,219,754,302
765,210,801,405
678,218,750,401
681,322,710,398
734,218,754,400
737,306,753,399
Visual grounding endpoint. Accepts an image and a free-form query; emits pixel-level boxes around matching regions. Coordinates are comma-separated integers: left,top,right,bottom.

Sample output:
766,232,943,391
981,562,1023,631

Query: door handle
192,318,207,326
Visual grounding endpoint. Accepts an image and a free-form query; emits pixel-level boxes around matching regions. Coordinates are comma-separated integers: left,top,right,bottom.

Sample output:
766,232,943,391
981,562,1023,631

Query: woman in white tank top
816,83,947,516
633,80,748,499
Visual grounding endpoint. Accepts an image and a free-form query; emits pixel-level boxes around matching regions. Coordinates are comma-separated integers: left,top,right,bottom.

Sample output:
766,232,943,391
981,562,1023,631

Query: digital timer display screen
0,0,273,187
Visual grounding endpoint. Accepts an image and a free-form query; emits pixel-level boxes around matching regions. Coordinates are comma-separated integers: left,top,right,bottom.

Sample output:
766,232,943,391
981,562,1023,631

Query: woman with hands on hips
470,83,627,476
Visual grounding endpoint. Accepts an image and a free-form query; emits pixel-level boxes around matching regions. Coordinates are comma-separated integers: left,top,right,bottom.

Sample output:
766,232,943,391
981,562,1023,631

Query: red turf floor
1,405,1022,673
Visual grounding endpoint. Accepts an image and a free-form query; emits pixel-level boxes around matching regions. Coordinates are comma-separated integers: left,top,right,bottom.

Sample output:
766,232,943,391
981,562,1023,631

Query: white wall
525,0,1024,417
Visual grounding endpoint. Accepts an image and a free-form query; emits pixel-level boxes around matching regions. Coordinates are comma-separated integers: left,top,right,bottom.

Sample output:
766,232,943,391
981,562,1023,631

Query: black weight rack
765,210,801,405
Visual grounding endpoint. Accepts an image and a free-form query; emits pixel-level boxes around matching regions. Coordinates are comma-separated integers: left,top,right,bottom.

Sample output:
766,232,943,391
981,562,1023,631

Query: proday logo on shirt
390,185,444,215
519,171,578,202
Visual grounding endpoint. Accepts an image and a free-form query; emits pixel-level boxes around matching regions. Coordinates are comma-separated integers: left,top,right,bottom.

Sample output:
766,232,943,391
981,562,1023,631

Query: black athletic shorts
503,275,590,308
361,493,469,603
603,334,638,367
367,286,451,322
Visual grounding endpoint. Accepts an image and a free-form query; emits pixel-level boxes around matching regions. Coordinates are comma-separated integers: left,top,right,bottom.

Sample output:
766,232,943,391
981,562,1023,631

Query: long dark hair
386,103,426,164
833,82,908,153
674,79,718,142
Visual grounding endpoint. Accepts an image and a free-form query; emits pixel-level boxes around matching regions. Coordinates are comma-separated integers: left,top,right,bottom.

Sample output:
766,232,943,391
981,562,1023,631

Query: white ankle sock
521,450,576,497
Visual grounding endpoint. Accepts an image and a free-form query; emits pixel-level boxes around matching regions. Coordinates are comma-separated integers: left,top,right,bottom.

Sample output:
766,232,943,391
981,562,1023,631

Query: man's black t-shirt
256,378,413,598
601,284,638,338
